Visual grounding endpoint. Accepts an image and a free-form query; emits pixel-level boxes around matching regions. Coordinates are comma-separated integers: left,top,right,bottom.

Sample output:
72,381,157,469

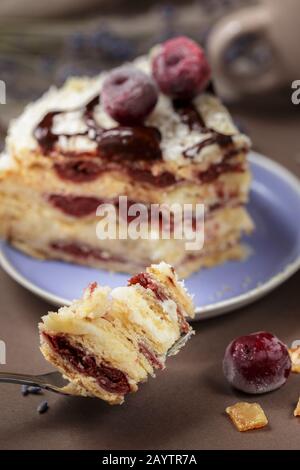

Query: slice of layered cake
39,262,195,404
0,36,253,278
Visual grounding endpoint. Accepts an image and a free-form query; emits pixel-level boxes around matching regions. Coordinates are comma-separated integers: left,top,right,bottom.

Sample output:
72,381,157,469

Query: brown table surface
0,101,299,450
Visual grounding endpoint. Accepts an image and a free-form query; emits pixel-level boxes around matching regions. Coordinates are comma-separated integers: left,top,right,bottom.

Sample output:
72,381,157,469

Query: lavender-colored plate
0,152,299,320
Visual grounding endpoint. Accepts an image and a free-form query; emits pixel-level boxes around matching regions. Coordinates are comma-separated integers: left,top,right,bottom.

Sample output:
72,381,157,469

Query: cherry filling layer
127,168,178,187
176,308,190,334
48,188,241,219
48,195,101,217
50,241,146,272
129,272,190,334
129,272,167,302
54,159,178,187
138,343,164,370
43,333,130,395
54,159,103,183
198,161,244,183
50,241,131,264
54,155,244,186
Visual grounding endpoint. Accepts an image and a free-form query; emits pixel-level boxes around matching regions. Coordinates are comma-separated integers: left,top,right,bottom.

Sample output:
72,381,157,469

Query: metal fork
0,331,193,395
0,371,70,395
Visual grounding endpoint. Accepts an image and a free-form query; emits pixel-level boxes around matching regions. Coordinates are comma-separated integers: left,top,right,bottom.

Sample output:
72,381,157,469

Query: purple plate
0,152,299,320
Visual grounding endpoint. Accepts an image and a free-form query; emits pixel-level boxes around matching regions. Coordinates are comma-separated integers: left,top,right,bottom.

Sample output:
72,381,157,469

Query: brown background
0,99,299,450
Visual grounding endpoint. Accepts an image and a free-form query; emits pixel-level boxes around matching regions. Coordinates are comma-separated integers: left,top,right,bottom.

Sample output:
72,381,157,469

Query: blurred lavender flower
55,27,136,84
55,63,103,85
89,28,135,60
160,4,177,40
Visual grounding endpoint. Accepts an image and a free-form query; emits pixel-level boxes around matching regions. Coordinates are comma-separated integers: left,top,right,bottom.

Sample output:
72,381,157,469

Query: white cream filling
161,299,178,323
111,286,179,347
0,152,15,171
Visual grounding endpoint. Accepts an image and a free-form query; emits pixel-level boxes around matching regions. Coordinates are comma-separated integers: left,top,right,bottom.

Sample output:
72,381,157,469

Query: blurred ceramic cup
207,0,300,100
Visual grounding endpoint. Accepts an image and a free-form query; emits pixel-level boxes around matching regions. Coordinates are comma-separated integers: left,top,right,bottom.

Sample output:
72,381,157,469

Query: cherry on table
223,331,291,394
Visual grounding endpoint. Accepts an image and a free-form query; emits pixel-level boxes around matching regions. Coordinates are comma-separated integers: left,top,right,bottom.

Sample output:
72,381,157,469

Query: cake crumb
294,397,300,417
226,402,268,432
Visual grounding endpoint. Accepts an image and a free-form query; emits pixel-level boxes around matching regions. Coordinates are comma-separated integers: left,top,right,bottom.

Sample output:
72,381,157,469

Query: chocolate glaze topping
172,99,234,159
97,126,162,161
173,98,206,131
34,111,61,153
205,80,216,95
183,134,233,159
34,94,162,161
34,80,234,163
32,81,242,189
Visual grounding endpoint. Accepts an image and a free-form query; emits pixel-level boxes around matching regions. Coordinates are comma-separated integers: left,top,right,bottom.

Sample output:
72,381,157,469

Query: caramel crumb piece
226,402,268,432
294,397,300,417
288,347,300,373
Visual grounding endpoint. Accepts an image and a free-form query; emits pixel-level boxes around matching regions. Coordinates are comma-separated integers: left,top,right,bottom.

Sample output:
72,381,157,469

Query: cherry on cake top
102,66,158,125
152,36,211,100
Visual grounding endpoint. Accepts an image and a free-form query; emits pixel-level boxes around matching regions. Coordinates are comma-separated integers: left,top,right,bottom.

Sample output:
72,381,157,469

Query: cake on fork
0,36,253,278
39,262,195,404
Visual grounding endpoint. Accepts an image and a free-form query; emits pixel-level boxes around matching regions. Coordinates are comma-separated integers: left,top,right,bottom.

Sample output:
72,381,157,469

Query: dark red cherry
102,66,158,125
152,36,211,99
223,331,291,394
